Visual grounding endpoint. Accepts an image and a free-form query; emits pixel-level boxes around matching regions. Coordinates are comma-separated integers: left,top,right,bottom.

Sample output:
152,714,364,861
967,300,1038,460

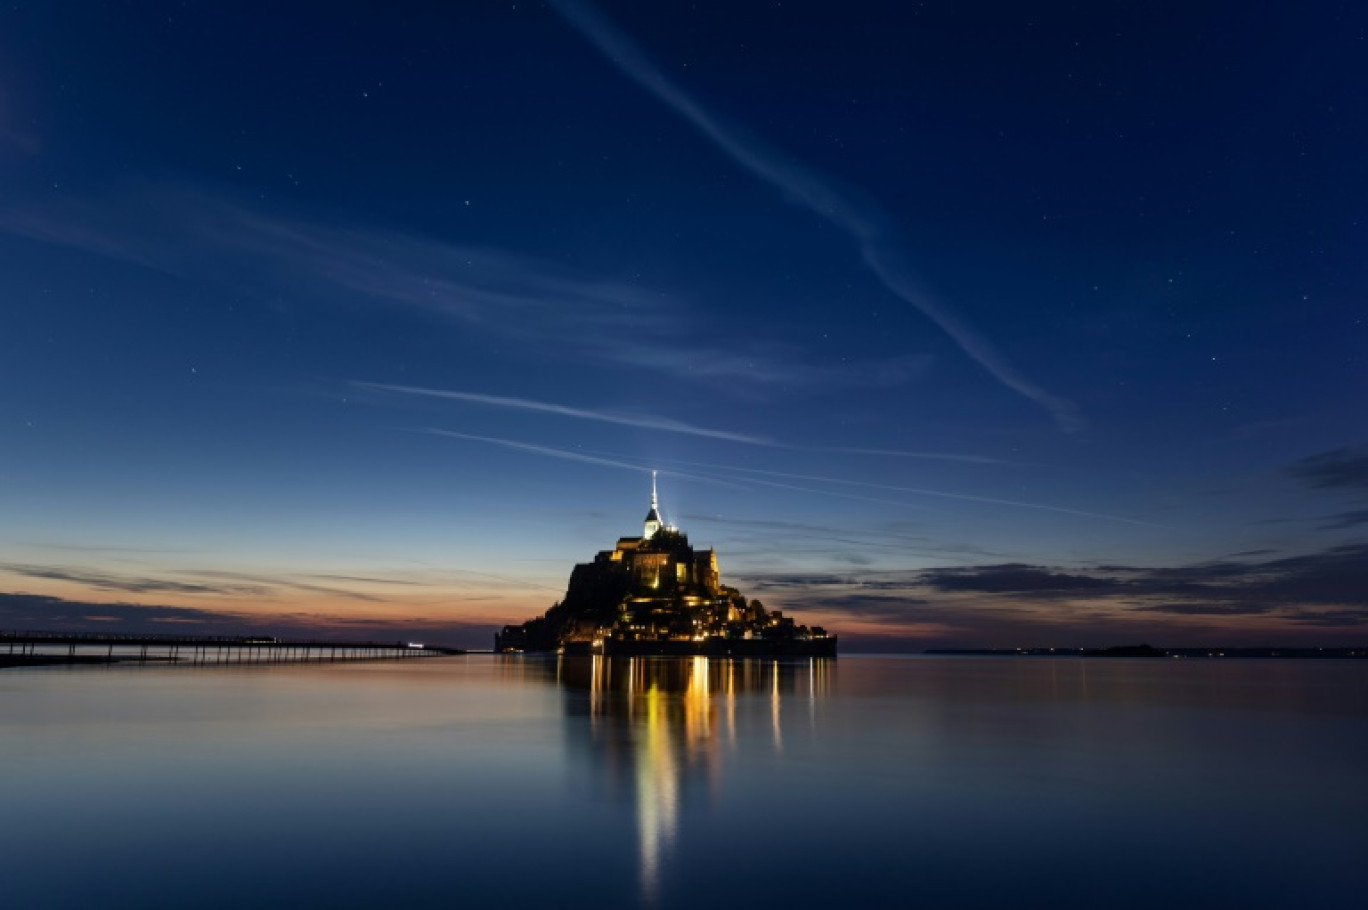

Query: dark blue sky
2,1,1364,648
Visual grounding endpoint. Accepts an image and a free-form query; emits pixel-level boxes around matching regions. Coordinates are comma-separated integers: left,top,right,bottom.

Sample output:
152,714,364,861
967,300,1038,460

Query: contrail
423,429,939,509
425,428,1156,527
364,379,1017,465
386,555,566,593
421,429,747,490
574,448,1158,528
820,446,1025,466
675,458,1158,527
360,381,770,444
425,428,653,472
548,0,1083,432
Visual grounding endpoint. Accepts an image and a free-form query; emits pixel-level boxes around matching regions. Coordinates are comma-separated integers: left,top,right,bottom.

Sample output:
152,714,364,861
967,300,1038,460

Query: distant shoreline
925,646,1367,659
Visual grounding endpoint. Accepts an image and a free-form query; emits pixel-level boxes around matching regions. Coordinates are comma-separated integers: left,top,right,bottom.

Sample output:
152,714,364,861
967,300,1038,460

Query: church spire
643,470,662,539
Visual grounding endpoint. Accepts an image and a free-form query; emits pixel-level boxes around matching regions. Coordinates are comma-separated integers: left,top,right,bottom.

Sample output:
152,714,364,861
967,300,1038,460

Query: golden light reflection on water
553,655,834,903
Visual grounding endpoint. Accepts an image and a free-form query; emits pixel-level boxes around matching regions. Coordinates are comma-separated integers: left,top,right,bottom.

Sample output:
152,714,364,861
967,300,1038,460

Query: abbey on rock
495,473,836,657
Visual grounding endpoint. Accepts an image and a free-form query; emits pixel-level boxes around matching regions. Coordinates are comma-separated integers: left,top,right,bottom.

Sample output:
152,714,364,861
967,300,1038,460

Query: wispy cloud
821,446,1023,466
1287,444,1368,491
1,186,670,332
1287,446,1368,531
10,541,191,555
1,186,923,396
739,542,1368,645
549,0,1082,432
0,87,41,156
0,592,493,645
0,562,398,604
421,429,744,491
361,381,770,444
426,428,652,472
303,574,428,587
180,570,387,603
649,455,1156,527
611,343,933,393
0,563,269,597
918,564,1126,595
418,425,1145,527
0,592,257,631
1321,508,1368,530
425,429,949,512
369,379,1016,466
683,513,1000,563
691,513,1013,564
915,543,1368,609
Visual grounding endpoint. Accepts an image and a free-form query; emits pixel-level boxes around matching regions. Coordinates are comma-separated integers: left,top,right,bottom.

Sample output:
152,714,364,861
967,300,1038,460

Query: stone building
495,474,833,656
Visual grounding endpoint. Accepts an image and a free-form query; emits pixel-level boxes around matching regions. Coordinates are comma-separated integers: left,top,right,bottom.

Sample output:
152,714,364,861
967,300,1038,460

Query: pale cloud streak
655,456,1158,527
426,429,654,474
366,379,1015,465
0,562,392,603
422,429,744,491
0,186,670,334
549,0,1082,432
1,186,925,396
0,592,497,646
611,343,933,393
0,563,269,597
554,446,1147,526
364,381,770,444
822,446,1024,466
184,570,387,603
420,427,1149,528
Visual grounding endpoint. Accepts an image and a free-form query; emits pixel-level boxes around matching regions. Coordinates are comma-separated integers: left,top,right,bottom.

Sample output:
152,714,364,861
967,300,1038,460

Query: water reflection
537,656,834,903
5,656,1364,908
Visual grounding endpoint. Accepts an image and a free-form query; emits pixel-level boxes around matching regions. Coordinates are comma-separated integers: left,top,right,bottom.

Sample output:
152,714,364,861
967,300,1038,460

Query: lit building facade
495,477,834,656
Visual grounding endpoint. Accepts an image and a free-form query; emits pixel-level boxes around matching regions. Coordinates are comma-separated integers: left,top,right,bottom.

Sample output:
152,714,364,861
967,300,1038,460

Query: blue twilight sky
1,1,1365,649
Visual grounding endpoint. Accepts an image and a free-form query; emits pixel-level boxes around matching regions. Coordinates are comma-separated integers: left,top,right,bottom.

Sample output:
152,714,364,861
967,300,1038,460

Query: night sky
2,1,1365,650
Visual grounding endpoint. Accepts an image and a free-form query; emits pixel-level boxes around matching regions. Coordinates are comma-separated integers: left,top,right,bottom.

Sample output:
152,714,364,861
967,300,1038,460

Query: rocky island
496,475,836,657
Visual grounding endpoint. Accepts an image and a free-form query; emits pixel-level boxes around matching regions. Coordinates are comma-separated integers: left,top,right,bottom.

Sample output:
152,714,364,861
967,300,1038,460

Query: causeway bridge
1,630,464,667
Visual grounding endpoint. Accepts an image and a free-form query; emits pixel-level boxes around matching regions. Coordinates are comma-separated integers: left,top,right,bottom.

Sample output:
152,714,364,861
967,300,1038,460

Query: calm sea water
1,655,1364,908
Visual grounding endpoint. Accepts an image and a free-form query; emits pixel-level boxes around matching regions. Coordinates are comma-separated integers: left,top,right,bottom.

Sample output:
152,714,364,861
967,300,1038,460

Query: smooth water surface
2,655,1364,908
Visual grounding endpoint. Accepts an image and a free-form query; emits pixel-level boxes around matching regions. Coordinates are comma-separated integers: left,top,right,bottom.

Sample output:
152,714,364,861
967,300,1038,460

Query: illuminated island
496,475,836,657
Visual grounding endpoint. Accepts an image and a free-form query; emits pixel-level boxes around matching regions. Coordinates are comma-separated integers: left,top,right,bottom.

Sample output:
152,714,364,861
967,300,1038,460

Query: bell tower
643,470,662,539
